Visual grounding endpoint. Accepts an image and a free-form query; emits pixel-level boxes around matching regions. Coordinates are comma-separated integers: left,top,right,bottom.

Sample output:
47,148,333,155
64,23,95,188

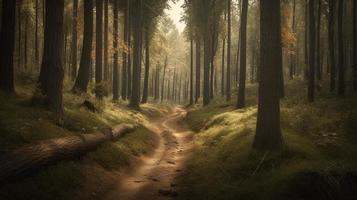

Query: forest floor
177,79,357,200
0,73,177,200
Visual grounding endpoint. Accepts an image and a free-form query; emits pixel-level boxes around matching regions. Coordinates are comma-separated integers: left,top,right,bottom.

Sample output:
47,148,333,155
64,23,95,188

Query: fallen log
0,123,136,184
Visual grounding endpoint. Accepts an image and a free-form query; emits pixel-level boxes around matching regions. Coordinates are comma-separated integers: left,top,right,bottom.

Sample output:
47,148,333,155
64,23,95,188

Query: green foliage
179,80,357,200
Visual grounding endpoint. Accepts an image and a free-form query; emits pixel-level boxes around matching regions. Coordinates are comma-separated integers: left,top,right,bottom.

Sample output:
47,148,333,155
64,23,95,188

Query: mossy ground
179,79,357,200
0,74,170,200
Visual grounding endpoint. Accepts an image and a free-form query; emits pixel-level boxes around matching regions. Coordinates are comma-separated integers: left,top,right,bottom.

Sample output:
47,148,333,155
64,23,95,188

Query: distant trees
253,0,283,151
0,0,16,93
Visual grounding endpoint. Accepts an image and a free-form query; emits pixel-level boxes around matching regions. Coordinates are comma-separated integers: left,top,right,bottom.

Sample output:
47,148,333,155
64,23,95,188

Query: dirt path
103,106,194,200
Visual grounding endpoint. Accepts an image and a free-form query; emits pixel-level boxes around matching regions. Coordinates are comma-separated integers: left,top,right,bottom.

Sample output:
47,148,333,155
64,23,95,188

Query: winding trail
103,106,195,200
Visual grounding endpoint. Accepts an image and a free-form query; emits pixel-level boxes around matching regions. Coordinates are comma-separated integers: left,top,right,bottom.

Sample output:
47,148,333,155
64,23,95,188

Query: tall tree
352,1,357,90
121,1,129,100
103,0,109,81
35,0,39,67
113,0,119,100
195,39,201,103
237,0,248,108
190,38,194,105
289,0,296,79
226,0,232,102
337,0,345,96
129,0,143,108
316,0,322,81
72,0,94,93
253,0,283,151
328,0,336,92
71,0,78,81
161,56,167,102
0,0,16,93
38,0,65,123
141,26,150,104
308,0,316,102
95,0,103,100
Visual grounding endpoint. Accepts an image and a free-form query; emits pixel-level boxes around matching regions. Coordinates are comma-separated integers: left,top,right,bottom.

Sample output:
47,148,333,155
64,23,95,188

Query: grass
179,80,357,200
0,74,170,200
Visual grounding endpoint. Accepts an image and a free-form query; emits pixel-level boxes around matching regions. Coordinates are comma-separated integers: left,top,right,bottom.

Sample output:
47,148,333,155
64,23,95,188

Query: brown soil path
103,106,195,200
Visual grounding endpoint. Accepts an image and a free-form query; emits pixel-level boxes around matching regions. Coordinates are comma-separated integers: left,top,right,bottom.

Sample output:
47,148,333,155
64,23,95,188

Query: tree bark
289,0,296,79
237,0,248,109
35,0,39,67
316,0,322,81
0,0,16,93
0,124,136,184
103,0,109,82
195,39,201,103
71,0,78,81
129,0,142,108
121,2,129,100
221,36,225,96
112,0,119,100
38,0,65,123
337,0,345,96
95,0,103,100
190,38,194,105
253,0,283,151
72,0,93,93
226,0,231,102
308,0,316,102
161,57,167,102
352,0,357,90
141,27,150,104
328,0,336,92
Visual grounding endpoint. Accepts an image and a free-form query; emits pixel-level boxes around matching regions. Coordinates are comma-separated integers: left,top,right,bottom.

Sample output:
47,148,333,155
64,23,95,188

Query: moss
179,80,357,200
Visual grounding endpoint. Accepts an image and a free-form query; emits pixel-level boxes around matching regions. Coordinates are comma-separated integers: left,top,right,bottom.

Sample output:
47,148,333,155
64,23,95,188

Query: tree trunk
72,0,93,93
253,0,283,151
203,32,211,106
35,0,39,68
226,0,231,101
17,3,21,69
121,2,129,100
328,0,336,92
0,0,16,93
127,13,132,99
38,0,65,123
337,0,345,96
24,17,28,70
95,0,103,100
195,39,201,103
352,0,357,90
221,36,225,96
71,0,78,81
289,0,296,79
112,0,119,100
237,0,248,109
141,27,150,104
129,0,142,108
0,124,135,184
304,0,309,80
190,38,194,105
161,57,167,102
316,0,322,81
103,0,109,82
308,0,316,102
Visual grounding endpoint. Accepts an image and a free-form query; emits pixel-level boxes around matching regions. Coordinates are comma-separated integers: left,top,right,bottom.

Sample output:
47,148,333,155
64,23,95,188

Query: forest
0,0,357,199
